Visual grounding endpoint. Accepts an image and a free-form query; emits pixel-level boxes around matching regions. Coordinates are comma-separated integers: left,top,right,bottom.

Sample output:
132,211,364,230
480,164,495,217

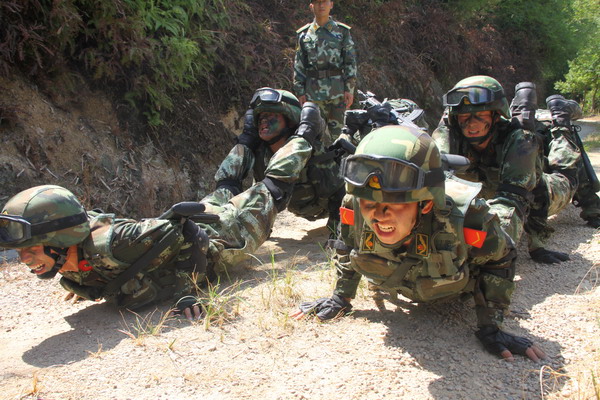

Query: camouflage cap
1,185,90,249
445,75,510,119
344,125,445,208
251,88,301,129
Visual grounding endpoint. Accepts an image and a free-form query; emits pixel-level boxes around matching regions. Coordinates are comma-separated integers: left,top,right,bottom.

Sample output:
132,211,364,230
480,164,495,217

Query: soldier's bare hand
63,292,83,304
500,344,546,362
344,92,354,109
182,305,203,321
290,309,307,321
299,95,307,106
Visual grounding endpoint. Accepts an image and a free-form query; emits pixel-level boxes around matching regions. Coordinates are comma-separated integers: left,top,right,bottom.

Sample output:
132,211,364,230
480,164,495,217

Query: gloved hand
529,248,570,264
366,103,391,127
237,109,261,151
585,217,600,229
298,294,352,321
296,102,326,146
476,325,532,356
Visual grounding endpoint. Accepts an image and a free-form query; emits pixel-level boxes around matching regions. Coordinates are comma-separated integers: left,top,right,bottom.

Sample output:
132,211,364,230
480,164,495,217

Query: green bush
0,0,235,125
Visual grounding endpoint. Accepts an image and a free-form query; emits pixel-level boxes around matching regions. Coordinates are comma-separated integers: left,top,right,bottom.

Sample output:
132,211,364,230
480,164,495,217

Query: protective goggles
342,155,444,192
0,212,88,247
250,88,300,109
443,85,504,107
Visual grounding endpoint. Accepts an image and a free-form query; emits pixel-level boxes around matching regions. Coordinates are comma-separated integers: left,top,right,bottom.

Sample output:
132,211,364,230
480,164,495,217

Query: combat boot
510,82,537,131
546,95,583,128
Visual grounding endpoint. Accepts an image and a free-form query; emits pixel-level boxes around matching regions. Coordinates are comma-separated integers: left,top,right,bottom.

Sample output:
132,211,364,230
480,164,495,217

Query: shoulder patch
296,23,311,34
463,227,487,248
336,21,351,30
340,207,354,225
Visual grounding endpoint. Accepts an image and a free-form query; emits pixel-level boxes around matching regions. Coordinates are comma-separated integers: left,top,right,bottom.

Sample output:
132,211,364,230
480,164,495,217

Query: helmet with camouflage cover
0,185,90,249
343,125,445,208
250,87,301,129
443,75,511,119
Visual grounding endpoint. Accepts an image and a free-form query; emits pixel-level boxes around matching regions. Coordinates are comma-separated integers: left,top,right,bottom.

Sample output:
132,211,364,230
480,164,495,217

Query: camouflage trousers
527,127,580,250
200,182,277,276
573,160,600,221
310,96,346,144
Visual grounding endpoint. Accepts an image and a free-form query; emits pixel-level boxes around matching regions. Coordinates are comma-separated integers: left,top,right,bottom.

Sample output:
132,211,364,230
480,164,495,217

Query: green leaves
0,0,236,125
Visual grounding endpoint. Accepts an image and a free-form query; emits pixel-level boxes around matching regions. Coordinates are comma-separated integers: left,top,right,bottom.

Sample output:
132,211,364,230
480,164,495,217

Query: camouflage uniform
333,128,515,328
433,77,581,255
205,88,345,228
535,116,600,224
299,126,535,358
293,17,357,141
432,112,538,244
1,182,276,310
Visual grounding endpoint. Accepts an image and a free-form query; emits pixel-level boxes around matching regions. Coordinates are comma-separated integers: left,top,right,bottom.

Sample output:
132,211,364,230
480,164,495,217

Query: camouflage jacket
333,175,516,327
213,135,344,220
431,116,538,242
293,18,357,101
58,212,187,305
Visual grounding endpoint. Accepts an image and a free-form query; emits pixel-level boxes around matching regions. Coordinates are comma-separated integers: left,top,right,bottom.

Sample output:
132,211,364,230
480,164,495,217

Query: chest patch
361,231,375,252
415,233,429,256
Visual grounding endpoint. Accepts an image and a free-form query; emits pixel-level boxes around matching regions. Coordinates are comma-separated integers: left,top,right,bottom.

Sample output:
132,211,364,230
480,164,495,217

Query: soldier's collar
311,17,335,32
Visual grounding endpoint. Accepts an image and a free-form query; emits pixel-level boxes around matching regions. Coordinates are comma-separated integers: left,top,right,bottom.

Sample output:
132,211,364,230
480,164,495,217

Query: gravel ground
1,161,599,400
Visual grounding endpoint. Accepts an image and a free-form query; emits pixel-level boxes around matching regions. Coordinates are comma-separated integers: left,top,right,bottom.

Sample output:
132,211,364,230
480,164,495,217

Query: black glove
475,325,533,356
529,248,570,264
237,109,261,151
296,102,325,146
298,294,352,320
366,103,392,127
585,217,600,229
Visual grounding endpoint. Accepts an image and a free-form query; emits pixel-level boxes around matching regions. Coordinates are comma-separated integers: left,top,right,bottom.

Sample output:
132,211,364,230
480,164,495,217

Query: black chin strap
34,247,68,280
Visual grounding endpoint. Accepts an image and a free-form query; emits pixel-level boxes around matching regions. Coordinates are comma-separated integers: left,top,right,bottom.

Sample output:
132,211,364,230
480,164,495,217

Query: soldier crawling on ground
432,76,582,264
206,87,346,236
0,98,329,320
293,124,546,361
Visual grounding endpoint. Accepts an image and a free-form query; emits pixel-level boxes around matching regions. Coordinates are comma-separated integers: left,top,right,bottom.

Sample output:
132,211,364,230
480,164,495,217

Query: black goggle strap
29,212,88,237
343,156,444,191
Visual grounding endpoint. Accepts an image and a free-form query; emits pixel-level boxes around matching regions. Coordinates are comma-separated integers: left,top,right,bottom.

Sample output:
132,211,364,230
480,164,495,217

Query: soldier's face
17,245,56,275
457,111,493,140
359,199,419,245
258,112,287,142
310,0,333,18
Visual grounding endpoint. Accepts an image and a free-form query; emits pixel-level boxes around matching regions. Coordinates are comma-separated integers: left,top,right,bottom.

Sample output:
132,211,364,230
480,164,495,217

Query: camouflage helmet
443,75,510,119
250,87,301,129
343,125,445,208
0,185,90,249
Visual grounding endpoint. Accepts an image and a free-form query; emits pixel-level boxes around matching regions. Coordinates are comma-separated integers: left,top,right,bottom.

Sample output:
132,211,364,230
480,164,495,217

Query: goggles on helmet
443,85,504,107
342,154,444,192
250,88,301,109
0,212,88,247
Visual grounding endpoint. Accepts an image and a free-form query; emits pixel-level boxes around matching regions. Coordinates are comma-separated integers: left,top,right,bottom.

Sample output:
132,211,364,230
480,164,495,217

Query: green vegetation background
1,0,598,125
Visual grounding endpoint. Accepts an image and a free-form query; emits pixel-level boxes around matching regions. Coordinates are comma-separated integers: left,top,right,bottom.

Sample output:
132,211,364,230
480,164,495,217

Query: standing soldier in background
293,0,358,142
